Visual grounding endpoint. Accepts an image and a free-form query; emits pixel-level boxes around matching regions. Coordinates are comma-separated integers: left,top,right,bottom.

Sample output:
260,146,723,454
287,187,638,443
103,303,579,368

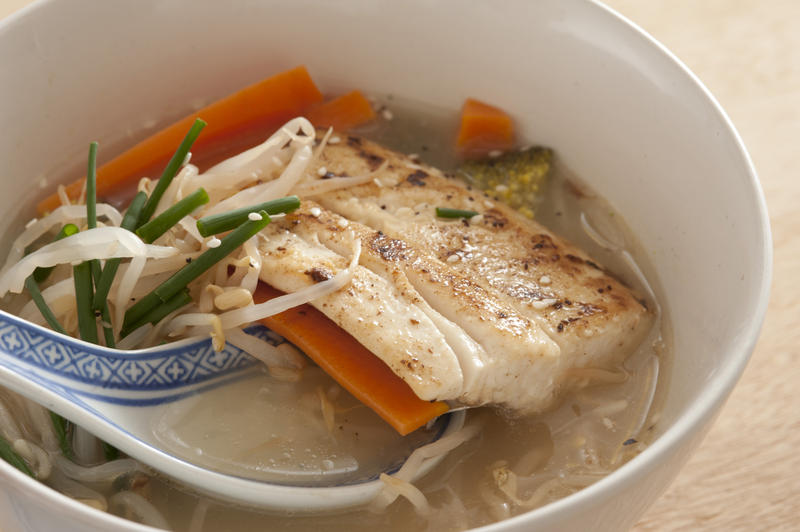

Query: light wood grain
0,0,798,530
0,0,26,19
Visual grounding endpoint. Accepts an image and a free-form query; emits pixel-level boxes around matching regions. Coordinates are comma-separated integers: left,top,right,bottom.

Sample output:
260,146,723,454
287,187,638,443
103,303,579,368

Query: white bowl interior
0,0,770,531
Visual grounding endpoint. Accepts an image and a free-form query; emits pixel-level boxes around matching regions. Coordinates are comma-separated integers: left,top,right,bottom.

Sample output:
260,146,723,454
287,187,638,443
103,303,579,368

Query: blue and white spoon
0,311,464,511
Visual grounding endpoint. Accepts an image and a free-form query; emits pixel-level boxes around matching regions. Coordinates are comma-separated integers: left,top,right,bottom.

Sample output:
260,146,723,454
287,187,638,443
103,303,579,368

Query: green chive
121,191,149,232
32,223,79,284
86,141,98,229
120,289,192,338
121,292,161,336
138,118,206,226
90,259,103,289
435,207,479,219
91,263,114,348
50,411,72,459
136,187,209,244
196,195,300,237
73,261,98,344
122,211,271,333
101,441,119,461
25,223,79,335
154,211,270,302
83,142,116,345
89,252,114,347
24,276,65,334
92,191,148,310
99,303,115,348
0,435,34,477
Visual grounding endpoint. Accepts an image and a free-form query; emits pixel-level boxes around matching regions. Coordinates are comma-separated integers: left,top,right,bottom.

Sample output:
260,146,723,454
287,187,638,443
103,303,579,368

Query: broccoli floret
457,146,553,218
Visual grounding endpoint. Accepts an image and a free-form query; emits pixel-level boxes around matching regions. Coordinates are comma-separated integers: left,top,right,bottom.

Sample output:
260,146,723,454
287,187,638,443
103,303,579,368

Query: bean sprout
55,456,143,484
13,439,51,479
109,491,170,529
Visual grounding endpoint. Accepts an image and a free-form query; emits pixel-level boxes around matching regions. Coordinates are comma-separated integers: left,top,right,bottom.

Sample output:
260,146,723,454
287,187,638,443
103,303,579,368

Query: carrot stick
37,66,324,215
306,90,376,131
254,283,449,436
456,97,514,158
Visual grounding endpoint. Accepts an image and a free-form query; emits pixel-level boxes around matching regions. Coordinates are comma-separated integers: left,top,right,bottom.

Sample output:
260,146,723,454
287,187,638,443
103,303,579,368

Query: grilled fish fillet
258,132,653,413
275,203,563,410
255,224,464,401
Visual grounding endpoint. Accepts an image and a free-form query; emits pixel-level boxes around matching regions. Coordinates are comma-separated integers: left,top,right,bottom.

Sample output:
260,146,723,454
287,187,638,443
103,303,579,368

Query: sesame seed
310,207,322,217
25,218,38,229
484,200,494,208
495,184,509,193
248,212,263,221
373,178,383,187
317,166,328,176
408,153,419,160
447,254,460,263
539,275,551,285
207,237,221,248
337,219,349,228
470,214,484,224
381,108,394,121
329,136,341,144
488,149,503,158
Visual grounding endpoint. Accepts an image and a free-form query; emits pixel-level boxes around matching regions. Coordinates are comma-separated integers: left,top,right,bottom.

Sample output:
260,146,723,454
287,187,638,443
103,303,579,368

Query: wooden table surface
1,1,798,530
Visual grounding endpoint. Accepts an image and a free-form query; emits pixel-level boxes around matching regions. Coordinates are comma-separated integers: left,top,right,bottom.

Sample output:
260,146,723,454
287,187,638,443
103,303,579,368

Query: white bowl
0,0,770,531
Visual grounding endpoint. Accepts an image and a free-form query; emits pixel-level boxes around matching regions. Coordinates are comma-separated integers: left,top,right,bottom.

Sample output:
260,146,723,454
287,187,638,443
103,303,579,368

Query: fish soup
0,85,668,530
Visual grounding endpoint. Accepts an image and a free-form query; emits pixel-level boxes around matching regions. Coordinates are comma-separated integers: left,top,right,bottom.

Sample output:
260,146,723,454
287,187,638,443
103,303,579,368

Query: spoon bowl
0,311,464,511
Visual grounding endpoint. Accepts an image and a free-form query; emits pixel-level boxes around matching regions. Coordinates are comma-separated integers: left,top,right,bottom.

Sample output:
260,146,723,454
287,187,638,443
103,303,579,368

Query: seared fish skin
281,202,563,411
311,133,654,384
256,222,464,401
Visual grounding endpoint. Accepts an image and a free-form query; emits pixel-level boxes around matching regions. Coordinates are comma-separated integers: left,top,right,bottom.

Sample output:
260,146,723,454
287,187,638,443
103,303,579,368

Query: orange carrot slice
456,97,514,158
306,90,376,131
254,283,449,436
37,66,324,215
